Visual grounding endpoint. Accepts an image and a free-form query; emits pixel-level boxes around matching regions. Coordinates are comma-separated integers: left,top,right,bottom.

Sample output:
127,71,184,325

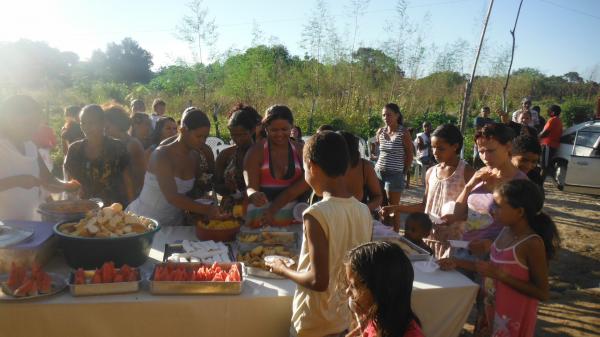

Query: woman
61,105,84,155
127,107,221,226
337,131,383,212
130,112,152,149
244,105,309,227
443,123,528,259
291,125,304,143
374,103,414,230
214,104,261,210
64,104,134,206
0,95,80,221
103,104,147,198
145,116,178,161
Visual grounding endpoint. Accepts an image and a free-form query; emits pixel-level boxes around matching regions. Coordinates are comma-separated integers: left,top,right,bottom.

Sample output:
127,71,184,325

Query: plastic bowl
195,223,240,242
53,220,161,269
38,200,102,223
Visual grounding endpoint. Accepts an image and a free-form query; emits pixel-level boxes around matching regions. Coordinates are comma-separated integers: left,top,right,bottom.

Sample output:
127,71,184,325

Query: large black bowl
53,220,161,269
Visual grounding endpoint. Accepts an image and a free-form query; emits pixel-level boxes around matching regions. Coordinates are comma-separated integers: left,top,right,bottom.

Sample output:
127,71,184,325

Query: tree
102,38,154,84
0,39,77,90
563,71,584,84
176,0,218,63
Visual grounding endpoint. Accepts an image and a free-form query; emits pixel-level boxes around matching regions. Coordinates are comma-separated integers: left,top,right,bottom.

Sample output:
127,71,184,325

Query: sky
0,0,599,79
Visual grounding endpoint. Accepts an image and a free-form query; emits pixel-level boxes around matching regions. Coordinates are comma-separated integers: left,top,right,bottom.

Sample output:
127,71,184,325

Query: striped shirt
375,127,406,173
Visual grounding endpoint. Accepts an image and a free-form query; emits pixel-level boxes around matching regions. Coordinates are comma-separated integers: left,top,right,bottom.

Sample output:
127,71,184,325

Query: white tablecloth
0,226,477,337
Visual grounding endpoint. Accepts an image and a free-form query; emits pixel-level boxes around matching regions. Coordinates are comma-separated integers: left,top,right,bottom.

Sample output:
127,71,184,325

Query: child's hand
468,239,492,255
265,258,288,276
438,258,457,271
380,206,396,218
475,261,504,279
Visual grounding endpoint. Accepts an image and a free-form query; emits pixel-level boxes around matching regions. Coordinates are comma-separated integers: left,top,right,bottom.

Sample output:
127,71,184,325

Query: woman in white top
127,107,222,226
381,124,474,257
0,96,80,221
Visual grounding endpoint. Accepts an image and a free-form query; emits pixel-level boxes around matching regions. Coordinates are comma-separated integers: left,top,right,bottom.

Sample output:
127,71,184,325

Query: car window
573,131,600,158
560,133,575,145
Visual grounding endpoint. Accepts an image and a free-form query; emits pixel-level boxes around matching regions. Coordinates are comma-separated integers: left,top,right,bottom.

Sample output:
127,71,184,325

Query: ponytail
527,212,560,260
496,180,561,260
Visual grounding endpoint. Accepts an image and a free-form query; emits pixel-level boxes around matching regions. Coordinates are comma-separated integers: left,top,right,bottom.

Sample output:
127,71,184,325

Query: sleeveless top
259,141,303,201
481,230,540,337
0,139,41,221
425,160,467,217
126,172,195,227
375,127,406,173
463,170,528,242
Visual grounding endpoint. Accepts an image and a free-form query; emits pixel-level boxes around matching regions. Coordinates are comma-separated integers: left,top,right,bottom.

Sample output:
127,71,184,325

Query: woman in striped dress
374,103,414,230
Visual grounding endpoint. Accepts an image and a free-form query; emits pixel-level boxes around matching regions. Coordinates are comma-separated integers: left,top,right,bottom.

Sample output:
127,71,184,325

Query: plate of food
264,255,295,268
0,264,66,301
236,245,298,279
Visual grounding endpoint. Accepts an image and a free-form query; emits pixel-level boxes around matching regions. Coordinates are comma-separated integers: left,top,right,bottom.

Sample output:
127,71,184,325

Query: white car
553,120,600,195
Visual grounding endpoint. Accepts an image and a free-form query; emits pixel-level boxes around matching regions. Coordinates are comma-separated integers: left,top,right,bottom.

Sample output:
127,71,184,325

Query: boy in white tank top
267,131,373,337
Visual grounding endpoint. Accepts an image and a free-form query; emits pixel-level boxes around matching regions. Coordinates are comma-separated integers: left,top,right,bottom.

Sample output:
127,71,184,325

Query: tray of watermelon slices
149,262,244,295
68,262,141,296
0,263,66,301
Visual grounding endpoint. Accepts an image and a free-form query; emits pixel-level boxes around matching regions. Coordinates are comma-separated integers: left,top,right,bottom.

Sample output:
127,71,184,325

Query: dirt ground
401,179,600,337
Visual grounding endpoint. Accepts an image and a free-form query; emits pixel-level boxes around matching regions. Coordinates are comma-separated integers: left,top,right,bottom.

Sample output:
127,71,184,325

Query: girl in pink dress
440,179,560,337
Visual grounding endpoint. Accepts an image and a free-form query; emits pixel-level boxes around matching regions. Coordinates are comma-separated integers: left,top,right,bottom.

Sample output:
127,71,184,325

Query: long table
0,226,477,337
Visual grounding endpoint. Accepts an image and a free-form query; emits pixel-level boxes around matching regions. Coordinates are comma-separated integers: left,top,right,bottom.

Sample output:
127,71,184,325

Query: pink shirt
363,320,424,337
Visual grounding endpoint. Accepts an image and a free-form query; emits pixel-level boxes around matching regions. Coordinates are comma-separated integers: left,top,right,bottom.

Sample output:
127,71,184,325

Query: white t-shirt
0,139,42,221
414,132,431,159
511,109,540,127
150,114,162,129
291,196,373,337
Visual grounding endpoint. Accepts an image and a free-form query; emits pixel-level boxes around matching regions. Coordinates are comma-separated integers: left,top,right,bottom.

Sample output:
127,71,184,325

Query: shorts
376,169,405,193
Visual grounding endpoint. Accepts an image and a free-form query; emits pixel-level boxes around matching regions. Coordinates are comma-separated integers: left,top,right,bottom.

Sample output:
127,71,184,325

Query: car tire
555,163,567,190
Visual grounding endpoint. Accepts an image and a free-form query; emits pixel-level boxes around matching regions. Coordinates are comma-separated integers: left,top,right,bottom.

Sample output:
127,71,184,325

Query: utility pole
502,0,525,113
459,0,494,133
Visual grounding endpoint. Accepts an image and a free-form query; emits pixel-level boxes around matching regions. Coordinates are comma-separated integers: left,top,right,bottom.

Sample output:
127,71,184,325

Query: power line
45,0,478,37
538,0,600,21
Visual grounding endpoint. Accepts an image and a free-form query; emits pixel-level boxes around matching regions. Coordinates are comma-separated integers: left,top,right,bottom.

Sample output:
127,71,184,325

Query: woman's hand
248,191,268,207
260,208,275,227
63,179,81,192
438,258,457,271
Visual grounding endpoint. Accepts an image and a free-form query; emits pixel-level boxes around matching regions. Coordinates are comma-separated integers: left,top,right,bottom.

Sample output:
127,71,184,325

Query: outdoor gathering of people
0,90,573,337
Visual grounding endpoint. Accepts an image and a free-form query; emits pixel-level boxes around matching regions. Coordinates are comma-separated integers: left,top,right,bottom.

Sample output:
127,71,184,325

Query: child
381,124,474,257
511,135,544,192
404,213,434,255
439,179,560,337
344,241,424,337
267,131,373,337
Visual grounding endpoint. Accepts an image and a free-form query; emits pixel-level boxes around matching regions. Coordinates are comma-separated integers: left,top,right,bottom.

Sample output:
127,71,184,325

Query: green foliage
560,98,595,127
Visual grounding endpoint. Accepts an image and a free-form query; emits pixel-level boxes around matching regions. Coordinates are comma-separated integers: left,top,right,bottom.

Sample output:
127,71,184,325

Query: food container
38,199,103,223
236,228,299,251
67,270,141,296
53,219,161,269
0,221,57,273
195,220,241,242
0,272,67,301
374,235,431,261
235,244,299,279
149,262,244,295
